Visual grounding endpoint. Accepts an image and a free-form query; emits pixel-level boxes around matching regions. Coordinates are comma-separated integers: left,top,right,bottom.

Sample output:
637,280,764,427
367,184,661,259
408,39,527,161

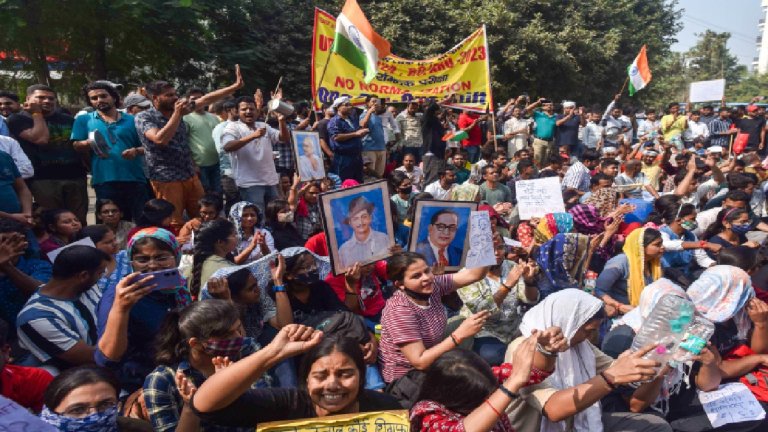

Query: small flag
332,0,391,83
627,45,652,96
442,130,469,142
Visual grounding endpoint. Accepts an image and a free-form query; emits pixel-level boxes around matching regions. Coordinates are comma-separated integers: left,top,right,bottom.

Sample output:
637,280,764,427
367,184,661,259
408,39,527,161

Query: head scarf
127,227,181,263
341,179,360,189
229,201,263,242
536,233,590,291
534,213,573,243
569,204,607,235
450,182,480,202
688,265,755,340
518,289,604,432
517,223,534,249
622,228,662,306
584,187,618,217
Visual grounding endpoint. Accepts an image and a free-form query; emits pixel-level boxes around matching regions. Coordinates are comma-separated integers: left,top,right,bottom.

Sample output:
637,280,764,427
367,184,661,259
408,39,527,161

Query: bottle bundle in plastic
671,316,715,365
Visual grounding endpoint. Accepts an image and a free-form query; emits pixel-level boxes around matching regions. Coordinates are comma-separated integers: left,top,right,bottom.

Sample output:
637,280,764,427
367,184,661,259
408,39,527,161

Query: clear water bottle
583,271,597,295
631,295,695,376
671,316,715,365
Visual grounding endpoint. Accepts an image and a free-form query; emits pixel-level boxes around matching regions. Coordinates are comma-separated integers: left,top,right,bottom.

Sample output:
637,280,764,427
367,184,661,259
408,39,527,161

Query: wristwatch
272,285,286,293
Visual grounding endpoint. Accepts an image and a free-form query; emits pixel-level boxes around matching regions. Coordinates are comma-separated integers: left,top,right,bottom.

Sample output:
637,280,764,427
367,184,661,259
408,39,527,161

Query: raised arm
194,65,245,108
143,99,190,146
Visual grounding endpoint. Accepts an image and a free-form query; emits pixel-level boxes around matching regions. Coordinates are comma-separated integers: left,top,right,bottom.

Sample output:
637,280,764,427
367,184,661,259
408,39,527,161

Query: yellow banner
312,8,492,112
256,410,409,432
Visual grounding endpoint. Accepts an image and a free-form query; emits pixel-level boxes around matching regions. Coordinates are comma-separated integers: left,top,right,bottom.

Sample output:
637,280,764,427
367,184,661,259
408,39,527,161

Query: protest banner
312,8,492,112
256,410,409,432
689,79,725,103
698,382,766,428
514,177,565,220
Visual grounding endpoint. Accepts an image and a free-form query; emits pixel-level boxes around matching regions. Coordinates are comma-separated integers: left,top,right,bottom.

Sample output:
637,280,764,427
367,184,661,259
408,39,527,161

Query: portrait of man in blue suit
415,209,463,267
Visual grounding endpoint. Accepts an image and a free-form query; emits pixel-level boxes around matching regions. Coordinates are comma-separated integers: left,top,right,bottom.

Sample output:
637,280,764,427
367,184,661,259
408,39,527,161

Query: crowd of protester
1,74,768,432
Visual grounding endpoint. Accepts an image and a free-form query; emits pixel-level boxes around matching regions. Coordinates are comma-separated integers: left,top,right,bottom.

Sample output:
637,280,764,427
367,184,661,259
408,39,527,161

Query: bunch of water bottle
630,295,715,378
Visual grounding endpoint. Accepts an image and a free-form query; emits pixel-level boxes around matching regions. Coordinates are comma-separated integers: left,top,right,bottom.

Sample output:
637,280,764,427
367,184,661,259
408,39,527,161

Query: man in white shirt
582,111,604,150
0,135,33,179
637,109,660,144
503,106,531,155
602,94,631,147
394,153,424,191
683,110,709,148
222,96,289,214
424,167,456,200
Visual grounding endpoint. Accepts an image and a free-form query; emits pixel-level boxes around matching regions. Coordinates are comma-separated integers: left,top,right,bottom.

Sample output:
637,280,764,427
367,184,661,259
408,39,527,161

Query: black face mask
293,273,319,287
398,187,411,194
402,287,431,302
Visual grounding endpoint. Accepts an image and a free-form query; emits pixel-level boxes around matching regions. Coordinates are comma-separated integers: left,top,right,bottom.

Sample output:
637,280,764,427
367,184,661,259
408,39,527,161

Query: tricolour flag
331,0,391,83
627,45,652,96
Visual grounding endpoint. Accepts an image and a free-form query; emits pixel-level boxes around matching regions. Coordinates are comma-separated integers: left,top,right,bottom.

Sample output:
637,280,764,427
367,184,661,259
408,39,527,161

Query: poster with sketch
464,210,497,269
292,130,325,181
515,177,565,220
408,200,477,272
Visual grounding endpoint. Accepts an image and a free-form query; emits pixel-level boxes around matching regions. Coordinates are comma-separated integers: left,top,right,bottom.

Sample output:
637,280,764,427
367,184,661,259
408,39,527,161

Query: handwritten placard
464,211,497,269
503,237,522,248
514,177,565,220
0,395,58,431
256,410,408,432
689,79,726,103
698,382,765,428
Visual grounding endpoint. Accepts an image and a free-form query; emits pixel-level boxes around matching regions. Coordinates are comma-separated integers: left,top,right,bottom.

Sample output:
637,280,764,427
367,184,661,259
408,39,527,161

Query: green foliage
727,73,768,103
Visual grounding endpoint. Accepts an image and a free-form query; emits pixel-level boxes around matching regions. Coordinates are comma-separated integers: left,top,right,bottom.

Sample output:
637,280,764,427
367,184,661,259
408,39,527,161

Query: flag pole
727,133,734,159
619,76,630,95
490,109,499,152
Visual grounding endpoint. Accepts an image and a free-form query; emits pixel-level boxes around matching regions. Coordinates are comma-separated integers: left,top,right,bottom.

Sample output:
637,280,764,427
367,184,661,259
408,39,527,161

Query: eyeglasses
61,400,117,418
433,223,458,233
131,254,175,266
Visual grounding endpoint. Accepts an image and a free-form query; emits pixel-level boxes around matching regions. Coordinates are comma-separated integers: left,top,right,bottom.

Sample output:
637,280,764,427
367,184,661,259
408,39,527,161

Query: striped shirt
378,274,453,383
561,160,590,192
17,284,102,369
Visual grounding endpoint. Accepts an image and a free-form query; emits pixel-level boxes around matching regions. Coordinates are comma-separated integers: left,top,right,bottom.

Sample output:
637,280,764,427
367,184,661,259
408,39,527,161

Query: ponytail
190,219,235,297
154,309,185,365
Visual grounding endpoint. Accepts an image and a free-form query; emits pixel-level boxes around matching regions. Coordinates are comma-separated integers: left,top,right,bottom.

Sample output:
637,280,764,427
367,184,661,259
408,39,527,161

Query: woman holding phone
96,227,192,393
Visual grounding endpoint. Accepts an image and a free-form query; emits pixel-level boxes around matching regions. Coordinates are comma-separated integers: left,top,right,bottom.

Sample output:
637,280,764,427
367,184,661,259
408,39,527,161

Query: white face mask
277,211,294,223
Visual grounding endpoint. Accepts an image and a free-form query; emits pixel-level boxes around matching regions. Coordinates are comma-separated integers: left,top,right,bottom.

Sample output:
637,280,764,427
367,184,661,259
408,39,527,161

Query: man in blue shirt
525,98,557,168
327,96,369,182
71,81,149,221
361,96,387,177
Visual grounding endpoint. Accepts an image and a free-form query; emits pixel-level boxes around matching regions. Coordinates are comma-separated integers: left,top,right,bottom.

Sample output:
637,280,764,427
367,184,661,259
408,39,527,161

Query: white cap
331,96,350,109
602,146,617,154
707,145,724,154
562,100,576,108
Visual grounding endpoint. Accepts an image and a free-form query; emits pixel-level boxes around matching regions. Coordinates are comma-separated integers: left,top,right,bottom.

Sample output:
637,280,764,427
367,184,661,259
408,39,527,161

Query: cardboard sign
689,79,725,103
514,177,565,220
698,382,766,428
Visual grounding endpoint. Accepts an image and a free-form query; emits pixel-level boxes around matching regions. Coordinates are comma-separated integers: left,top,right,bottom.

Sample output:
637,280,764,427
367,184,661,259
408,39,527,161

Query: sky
671,0,763,68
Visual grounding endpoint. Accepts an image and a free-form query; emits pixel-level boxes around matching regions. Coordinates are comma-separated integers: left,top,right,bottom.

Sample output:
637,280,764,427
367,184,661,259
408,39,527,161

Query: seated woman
76,224,120,293
0,218,51,328
533,212,573,244
378,252,492,407
325,259,389,328
229,201,274,265
294,181,324,242
504,289,672,432
126,199,176,241
96,228,192,393
183,219,238,299
656,199,719,284
96,199,135,250
41,366,151,431
190,326,401,428
457,239,538,366
176,193,224,246
144,299,267,432
38,209,82,257
601,279,724,429
702,208,756,260
264,199,303,251
535,233,599,299
411,338,545,432
596,227,664,315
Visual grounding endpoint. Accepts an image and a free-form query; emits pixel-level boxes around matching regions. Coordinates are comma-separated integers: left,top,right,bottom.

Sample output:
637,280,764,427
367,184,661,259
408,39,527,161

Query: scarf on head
623,228,662,307
519,289,604,432
569,204,608,235
536,234,590,291
534,213,573,243
229,201,263,243
127,227,191,305
688,265,755,340
517,223,534,249
584,187,619,217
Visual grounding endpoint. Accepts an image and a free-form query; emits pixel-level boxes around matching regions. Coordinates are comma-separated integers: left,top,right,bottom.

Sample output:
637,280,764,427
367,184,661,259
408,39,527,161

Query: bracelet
498,385,520,400
499,282,511,292
450,333,461,347
484,399,501,417
699,240,707,249
536,343,558,358
600,371,617,390
272,285,286,293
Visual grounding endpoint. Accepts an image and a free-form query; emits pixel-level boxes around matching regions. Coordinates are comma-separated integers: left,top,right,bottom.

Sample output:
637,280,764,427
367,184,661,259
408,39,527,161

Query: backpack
303,311,371,344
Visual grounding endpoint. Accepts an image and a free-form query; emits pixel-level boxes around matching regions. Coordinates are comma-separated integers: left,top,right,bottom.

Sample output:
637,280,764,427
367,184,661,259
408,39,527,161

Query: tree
685,30,746,84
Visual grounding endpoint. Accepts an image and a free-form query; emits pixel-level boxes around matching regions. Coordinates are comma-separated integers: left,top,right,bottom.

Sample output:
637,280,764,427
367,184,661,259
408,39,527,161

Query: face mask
680,220,698,231
202,336,245,359
294,273,319,286
731,224,751,235
277,211,294,223
41,405,118,432
402,287,431,302
398,187,411,194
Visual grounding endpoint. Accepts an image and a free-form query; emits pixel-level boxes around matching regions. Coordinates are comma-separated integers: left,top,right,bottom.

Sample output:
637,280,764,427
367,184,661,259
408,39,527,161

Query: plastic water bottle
631,295,695,376
671,316,715,365
583,271,597,295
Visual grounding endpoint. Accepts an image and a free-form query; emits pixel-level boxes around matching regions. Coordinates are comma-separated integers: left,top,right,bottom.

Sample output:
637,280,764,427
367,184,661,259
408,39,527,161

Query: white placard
514,177,565,220
464,211,496,269
503,237,522,248
689,79,726,103
0,395,58,431
698,382,765,428
46,237,96,263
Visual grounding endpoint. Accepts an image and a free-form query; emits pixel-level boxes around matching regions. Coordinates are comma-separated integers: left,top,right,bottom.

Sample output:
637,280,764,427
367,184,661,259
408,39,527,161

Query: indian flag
627,45,652,96
332,0,391,83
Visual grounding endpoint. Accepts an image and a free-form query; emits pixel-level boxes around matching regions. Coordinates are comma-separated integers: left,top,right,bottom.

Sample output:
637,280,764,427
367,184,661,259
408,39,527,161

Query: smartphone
135,268,182,291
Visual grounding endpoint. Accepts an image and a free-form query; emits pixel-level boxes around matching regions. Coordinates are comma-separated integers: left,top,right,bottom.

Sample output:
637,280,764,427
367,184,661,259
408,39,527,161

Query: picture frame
292,130,326,181
408,200,478,272
320,179,395,275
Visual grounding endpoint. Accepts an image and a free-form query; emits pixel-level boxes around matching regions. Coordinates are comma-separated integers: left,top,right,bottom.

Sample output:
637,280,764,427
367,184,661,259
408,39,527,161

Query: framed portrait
320,180,395,275
292,130,326,181
408,200,478,272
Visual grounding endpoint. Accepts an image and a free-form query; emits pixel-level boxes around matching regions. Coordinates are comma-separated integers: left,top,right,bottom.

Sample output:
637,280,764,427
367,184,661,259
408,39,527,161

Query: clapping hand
175,370,197,404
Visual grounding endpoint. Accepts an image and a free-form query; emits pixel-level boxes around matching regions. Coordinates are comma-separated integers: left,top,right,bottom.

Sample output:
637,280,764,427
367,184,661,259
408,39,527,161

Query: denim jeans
331,154,363,183
92,181,150,223
198,164,222,194
239,185,279,215
465,145,481,163
472,336,507,366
